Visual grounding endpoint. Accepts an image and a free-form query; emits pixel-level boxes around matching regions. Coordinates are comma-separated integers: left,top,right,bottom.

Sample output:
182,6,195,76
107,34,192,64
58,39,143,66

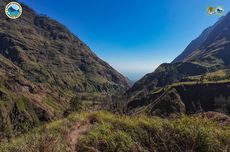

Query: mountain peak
173,11,230,65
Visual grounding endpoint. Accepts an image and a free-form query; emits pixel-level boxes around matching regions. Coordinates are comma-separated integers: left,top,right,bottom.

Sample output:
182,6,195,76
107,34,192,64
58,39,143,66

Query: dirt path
67,121,91,152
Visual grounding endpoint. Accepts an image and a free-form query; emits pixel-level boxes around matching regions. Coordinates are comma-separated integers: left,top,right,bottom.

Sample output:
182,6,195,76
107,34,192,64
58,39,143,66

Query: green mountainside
0,1,230,151
127,12,230,116
174,14,230,68
0,0,129,139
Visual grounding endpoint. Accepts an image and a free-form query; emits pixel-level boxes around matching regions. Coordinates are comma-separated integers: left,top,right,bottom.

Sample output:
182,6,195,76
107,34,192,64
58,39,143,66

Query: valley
0,0,230,151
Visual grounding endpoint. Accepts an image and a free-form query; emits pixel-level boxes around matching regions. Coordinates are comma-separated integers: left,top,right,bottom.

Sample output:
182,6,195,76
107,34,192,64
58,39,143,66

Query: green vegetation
0,2,129,140
16,97,27,112
78,112,230,152
182,69,230,83
152,69,230,89
1,111,229,152
44,95,65,115
152,87,163,94
0,112,86,152
0,1,230,152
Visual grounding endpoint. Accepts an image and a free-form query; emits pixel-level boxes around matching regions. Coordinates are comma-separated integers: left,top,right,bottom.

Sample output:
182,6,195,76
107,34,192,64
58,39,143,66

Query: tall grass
77,111,230,152
0,111,229,152
0,112,88,152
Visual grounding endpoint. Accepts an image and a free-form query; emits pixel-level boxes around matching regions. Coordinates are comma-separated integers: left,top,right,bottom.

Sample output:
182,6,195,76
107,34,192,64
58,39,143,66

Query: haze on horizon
19,0,230,80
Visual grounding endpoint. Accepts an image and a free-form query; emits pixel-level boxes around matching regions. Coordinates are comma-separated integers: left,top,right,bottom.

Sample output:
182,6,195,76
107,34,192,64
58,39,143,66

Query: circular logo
5,2,22,19
216,6,224,15
207,6,215,15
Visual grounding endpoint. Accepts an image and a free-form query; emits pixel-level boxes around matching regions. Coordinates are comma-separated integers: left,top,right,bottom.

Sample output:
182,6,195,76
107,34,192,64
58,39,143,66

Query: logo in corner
216,6,224,15
5,2,22,19
207,6,215,15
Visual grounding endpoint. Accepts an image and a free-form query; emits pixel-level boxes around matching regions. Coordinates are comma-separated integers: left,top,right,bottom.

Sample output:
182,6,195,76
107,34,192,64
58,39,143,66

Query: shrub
1,111,230,152
77,112,230,152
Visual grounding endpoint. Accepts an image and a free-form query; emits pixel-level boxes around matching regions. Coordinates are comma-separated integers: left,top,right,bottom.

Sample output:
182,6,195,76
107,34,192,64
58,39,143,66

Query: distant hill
127,12,230,116
0,0,129,139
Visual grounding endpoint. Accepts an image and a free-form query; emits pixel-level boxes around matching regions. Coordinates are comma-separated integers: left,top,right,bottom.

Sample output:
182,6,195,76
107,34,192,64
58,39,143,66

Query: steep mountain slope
128,81,230,116
0,1,129,91
172,17,225,63
0,0,129,139
173,12,230,69
127,62,207,99
127,12,230,115
172,26,213,63
128,12,230,98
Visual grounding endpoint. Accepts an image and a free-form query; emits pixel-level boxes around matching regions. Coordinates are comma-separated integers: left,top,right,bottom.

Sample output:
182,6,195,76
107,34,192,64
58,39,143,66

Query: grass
77,112,230,152
44,95,65,114
0,112,88,152
16,97,27,112
1,111,229,152
171,79,230,87
185,69,230,82
150,70,230,95
152,87,163,94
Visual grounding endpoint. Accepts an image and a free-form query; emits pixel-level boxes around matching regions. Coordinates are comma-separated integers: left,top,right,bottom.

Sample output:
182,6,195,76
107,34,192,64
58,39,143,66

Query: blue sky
18,0,230,80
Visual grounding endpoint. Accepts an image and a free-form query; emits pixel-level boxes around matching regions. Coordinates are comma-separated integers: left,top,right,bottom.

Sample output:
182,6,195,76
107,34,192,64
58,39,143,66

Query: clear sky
18,0,230,80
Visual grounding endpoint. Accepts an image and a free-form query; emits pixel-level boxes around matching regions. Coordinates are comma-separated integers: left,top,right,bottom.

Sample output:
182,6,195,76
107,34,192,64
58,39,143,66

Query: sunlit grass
1,111,230,152
78,111,230,152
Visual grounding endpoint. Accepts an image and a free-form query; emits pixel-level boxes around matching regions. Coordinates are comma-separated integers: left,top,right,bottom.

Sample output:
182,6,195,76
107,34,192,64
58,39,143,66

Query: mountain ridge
173,12,230,67
127,11,230,116
0,0,130,139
